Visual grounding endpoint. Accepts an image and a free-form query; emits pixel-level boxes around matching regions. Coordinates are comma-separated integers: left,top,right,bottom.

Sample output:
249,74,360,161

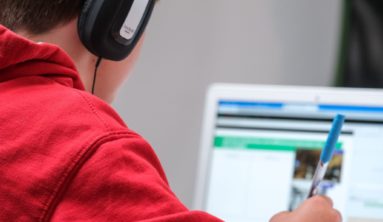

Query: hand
270,196,342,222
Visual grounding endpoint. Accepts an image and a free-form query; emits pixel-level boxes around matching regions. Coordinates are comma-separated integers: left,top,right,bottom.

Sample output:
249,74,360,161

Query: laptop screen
203,99,383,222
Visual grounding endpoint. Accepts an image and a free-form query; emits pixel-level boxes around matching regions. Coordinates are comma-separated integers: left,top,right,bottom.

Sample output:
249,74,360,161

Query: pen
307,114,346,198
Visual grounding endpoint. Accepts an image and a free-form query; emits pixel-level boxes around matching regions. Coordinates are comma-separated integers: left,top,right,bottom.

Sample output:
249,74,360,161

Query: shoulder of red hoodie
0,25,221,222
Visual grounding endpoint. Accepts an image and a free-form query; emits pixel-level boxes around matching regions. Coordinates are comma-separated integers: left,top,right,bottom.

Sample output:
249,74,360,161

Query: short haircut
0,0,83,34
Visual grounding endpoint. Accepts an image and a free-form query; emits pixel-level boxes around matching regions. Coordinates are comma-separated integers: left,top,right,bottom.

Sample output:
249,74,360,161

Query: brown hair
0,0,83,34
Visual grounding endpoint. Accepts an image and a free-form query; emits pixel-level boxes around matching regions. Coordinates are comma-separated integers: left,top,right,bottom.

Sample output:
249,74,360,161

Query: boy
0,0,341,221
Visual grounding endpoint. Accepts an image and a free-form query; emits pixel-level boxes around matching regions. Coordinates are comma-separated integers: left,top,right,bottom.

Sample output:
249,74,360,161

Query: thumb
270,211,291,222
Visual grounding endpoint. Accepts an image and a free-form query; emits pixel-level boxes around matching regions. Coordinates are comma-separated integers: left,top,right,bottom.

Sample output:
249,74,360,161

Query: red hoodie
0,25,221,222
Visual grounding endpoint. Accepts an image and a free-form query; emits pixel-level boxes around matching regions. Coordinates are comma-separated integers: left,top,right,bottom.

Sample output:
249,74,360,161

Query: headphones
78,0,155,61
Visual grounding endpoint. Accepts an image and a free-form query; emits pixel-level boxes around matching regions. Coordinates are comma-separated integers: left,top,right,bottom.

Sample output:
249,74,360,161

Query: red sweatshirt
0,25,221,222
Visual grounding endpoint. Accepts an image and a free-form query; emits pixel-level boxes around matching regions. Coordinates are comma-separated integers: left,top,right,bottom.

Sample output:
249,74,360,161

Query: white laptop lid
194,83,383,222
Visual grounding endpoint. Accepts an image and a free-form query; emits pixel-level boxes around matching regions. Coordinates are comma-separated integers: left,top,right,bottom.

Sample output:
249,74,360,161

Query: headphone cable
91,57,103,94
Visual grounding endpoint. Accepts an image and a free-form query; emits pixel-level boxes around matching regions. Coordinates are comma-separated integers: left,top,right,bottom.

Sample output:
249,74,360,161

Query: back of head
0,0,82,34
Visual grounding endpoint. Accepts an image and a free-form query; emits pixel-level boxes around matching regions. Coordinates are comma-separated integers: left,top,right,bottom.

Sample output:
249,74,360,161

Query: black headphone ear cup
77,0,155,61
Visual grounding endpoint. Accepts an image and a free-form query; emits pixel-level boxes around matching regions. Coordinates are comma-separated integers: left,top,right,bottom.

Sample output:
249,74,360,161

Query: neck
17,19,97,92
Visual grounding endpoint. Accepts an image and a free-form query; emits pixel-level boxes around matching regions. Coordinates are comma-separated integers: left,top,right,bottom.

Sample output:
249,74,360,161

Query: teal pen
307,114,346,198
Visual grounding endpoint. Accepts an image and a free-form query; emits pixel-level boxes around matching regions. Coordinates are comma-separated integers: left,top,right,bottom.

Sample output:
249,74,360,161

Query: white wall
113,0,342,208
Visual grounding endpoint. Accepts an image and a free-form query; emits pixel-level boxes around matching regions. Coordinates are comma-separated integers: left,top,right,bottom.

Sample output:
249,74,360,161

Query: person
0,1,342,221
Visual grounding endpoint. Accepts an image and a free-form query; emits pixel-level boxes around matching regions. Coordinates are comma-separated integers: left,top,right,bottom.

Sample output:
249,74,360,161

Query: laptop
194,83,383,222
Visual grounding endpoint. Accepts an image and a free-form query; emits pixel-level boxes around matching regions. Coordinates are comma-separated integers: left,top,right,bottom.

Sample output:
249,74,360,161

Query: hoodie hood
0,25,85,90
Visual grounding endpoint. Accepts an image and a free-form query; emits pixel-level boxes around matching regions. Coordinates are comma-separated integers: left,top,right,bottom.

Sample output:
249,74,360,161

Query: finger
333,209,342,222
269,211,291,222
311,195,334,207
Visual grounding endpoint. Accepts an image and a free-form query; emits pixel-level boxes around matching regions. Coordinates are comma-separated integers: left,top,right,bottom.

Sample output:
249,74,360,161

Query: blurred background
113,0,382,208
